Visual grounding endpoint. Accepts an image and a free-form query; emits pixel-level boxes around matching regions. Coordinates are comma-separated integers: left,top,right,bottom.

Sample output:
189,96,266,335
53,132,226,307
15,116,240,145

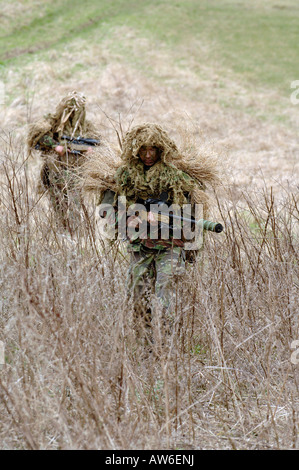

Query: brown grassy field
0,0,298,450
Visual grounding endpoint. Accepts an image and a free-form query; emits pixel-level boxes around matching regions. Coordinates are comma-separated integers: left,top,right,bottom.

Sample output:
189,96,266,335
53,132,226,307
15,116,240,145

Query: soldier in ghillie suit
82,123,220,329
27,91,101,233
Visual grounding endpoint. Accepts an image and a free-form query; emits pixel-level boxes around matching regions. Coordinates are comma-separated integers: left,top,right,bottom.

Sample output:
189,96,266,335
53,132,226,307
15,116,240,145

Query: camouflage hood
27,90,100,150
120,123,180,164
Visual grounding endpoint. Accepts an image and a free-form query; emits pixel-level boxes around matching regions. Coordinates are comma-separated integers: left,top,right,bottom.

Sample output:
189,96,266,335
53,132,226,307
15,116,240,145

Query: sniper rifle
139,192,223,233
35,134,100,155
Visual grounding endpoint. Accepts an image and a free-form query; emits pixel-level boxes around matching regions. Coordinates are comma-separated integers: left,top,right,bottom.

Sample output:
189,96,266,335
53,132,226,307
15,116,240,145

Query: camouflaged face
120,123,180,164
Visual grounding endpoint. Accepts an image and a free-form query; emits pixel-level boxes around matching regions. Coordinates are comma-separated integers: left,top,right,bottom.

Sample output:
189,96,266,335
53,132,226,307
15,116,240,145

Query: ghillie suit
82,123,220,332
27,90,101,233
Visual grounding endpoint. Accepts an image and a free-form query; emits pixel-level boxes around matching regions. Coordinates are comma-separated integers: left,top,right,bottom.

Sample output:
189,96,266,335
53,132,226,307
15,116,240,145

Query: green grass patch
120,0,299,96
1,0,298,100
0,0,152,61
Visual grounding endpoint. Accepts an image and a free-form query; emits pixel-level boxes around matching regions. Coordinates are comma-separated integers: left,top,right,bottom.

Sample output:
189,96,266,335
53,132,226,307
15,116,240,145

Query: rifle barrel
61,135,100,146
143,198,223,233
201,220,223,233
149,209,223,233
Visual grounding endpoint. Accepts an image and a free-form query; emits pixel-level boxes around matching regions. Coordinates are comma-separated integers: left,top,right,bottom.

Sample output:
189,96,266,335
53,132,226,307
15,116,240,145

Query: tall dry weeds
0,137,298,449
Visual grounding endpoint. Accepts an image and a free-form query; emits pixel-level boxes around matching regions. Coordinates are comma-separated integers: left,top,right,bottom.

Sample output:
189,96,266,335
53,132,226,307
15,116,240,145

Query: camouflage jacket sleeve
36,134,58,150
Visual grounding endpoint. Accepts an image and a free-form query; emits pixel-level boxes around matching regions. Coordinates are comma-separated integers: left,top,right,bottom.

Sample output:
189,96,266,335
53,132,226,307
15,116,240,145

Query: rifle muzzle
201,220,223,233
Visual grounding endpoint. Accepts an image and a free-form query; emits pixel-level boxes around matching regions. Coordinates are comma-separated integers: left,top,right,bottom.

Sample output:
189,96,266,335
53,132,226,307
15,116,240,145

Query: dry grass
0,0,298,449
0,136,298,450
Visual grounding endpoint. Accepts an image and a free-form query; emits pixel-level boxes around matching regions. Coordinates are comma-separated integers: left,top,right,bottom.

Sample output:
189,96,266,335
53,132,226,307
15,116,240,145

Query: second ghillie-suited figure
27,90,101,233
82,123,220,331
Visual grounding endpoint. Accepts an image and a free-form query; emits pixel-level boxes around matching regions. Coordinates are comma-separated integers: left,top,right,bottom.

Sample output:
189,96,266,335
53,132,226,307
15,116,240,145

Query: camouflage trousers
128,245,186,324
